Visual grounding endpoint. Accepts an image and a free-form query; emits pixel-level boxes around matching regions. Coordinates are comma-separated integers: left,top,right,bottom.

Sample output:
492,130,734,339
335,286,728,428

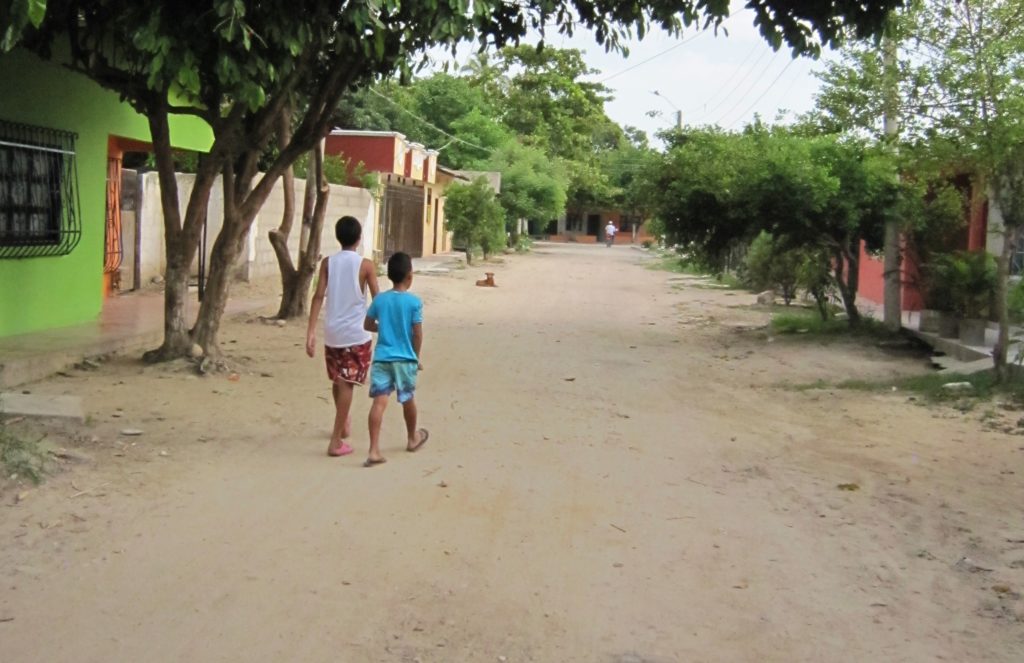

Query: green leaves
445,176,505,255
1,0,46,51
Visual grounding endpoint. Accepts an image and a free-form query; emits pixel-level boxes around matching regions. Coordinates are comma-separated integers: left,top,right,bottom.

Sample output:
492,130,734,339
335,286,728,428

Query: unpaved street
2,243,1023,662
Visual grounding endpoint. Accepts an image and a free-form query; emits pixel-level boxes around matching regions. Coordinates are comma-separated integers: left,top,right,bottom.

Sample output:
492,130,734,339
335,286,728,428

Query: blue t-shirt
366,289,423,362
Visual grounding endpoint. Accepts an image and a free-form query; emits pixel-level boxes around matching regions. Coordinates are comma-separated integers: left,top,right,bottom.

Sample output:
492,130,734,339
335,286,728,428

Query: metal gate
380,182,424,259
103,155,123,292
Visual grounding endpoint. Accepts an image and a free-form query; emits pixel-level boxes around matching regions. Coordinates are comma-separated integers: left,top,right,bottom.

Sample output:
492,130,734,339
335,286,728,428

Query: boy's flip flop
407,429,429,453
363,458,387,468
328,442,354,457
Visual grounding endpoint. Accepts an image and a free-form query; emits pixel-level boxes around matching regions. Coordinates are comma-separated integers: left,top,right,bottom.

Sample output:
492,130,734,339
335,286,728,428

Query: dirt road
2,243,1023,662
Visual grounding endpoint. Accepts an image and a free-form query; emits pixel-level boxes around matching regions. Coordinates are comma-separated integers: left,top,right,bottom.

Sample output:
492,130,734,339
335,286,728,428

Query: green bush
1009,279,1024,323
926,251,996,317
646,217,665,242
515,235,533,253
744,232,801,305
445,177,505,263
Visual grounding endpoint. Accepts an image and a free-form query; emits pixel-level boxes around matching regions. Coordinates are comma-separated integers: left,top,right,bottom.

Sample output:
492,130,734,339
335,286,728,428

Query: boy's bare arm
362,258,380,298
412,322,423,368
363,315,379,333
305,259,329,357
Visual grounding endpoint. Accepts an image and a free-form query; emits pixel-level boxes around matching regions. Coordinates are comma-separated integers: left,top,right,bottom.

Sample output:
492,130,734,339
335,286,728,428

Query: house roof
437,165,471,181
329,129,407,140
453,170,502,194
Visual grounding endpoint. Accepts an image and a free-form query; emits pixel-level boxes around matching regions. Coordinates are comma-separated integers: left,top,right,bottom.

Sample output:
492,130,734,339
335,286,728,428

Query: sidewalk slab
0,392,84,422
0,291,272,389
412,252,464,275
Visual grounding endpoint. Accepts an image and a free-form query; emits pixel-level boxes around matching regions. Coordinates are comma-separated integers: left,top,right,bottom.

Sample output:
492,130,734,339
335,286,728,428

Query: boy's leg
328,381,354,454
332,382,352,438
396,363,428,452
367,395,389,463
402,398,417,447
401,398,429,451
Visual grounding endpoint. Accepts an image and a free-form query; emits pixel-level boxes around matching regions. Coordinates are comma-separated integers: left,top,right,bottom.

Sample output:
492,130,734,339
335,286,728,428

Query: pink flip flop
328,442,354,457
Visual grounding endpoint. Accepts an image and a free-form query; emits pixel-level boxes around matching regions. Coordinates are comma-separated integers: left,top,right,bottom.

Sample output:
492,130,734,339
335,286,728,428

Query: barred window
0,121,81,259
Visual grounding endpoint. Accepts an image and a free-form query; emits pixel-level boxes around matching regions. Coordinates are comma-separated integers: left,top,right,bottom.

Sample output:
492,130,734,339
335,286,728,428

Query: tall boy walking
306,216,379,457
362,252,429,467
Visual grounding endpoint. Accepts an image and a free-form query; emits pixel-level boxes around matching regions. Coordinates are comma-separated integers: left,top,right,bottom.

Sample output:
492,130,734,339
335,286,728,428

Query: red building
325,130,448,260
857,181,989,314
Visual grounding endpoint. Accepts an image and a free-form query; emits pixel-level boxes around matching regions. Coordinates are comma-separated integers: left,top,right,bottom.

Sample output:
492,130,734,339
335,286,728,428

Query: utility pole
652,90,683,129
881,22,902,331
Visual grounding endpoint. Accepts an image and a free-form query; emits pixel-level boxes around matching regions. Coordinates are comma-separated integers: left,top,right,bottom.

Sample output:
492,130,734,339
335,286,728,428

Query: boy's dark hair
335,216,361,247
387,252,413,284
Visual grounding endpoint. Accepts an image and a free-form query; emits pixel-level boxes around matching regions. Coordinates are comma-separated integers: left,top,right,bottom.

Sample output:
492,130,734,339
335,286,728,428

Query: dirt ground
2,242,1023,662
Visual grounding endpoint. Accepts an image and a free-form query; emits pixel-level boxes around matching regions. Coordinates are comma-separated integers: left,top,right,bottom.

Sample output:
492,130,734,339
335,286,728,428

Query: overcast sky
431,3,839,145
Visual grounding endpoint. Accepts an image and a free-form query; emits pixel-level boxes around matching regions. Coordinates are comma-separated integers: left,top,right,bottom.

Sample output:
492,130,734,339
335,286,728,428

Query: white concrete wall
136,171,198,284
135,171,374,284
240,178,375,281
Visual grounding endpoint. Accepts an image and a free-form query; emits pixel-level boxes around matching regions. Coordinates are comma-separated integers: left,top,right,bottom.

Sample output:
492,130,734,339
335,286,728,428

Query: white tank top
324,250,372,348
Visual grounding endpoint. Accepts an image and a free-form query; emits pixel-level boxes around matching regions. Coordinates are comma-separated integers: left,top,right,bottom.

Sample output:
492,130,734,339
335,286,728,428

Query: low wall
133,171,375,285
546,233,653,245
240,178,376,282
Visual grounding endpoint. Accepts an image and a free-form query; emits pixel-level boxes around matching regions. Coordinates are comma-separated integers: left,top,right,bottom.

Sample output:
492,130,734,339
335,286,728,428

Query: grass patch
647,253,746,291
0,423,47,484
771,310,893,340
891,371,1011,402
646,252,704,274
790,369,1024,406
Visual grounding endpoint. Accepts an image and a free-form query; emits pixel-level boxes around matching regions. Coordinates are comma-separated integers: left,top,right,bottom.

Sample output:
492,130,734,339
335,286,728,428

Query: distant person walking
604,221,617,247
305,216,379,458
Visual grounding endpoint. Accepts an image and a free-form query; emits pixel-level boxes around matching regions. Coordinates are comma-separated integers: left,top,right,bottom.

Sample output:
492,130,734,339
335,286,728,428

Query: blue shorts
369,361,418,403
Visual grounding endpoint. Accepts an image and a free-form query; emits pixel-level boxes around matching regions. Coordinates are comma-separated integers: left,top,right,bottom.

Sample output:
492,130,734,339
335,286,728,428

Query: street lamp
651,90,683,129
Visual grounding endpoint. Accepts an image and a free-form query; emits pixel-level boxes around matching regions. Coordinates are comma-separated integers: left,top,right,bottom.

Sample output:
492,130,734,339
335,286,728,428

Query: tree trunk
269,107,299,319
193,140,316,355
993,223,1017,381
812,289,830,321
142,110,220,362
279,141,329,319
833,247,862,326
190,212,249,357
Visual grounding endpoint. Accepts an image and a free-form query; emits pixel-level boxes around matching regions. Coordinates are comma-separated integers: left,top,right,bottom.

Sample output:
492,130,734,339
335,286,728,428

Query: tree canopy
0,0,906,357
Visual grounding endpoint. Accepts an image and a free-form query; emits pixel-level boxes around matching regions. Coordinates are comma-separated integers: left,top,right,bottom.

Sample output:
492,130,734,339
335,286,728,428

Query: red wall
857,245,886,307
857,176,987,313
857,243,927,312
324,134,397,174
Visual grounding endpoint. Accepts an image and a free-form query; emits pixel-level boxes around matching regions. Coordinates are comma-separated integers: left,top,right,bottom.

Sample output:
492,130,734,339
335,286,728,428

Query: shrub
744,232,801,304
926,251,997,317
1010,279,1024,323
445,177,505,263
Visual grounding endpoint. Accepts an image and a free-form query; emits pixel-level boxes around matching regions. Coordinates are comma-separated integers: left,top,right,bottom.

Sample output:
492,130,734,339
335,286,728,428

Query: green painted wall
0,48,212,338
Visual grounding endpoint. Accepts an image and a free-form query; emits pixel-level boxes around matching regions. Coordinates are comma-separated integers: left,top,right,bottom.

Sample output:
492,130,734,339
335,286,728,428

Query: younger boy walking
306,216,379,457
362,252,429,467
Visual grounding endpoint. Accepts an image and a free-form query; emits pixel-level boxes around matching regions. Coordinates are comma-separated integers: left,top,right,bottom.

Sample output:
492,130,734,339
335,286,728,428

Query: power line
692,48,776,121
597,10,746,84
724,58,798,129
366,88,496,155
682,40,761,115
598,31,708,83
702,50,782,125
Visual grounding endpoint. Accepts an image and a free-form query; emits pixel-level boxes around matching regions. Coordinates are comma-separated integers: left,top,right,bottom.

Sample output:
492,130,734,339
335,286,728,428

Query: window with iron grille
0,120,81,259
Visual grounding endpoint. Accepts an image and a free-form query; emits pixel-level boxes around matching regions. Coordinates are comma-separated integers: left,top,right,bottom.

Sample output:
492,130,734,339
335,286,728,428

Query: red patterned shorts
324,341,372,385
